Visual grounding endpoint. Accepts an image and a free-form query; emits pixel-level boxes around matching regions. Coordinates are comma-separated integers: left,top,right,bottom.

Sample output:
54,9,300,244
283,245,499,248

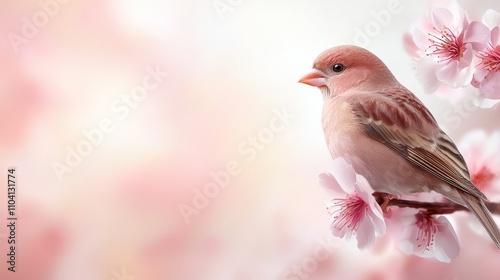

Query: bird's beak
299,69,326,87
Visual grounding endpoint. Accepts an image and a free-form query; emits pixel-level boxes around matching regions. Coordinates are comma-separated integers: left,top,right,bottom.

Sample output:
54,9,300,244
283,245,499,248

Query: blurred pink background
1,0,500,279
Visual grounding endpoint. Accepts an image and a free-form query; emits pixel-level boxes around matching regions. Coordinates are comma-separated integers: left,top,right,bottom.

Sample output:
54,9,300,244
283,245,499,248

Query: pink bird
299,45,500,249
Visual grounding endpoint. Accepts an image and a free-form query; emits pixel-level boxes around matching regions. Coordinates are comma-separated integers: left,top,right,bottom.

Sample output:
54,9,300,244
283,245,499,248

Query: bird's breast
321,99,362,159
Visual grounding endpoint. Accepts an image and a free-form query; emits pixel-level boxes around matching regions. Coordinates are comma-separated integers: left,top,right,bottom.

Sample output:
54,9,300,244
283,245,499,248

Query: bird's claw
373,192,394,213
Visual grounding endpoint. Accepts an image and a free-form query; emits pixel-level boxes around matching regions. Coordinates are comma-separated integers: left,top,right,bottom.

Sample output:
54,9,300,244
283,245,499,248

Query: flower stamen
427,26,465,63
477,44,500,75
329,194,367,231
415,212,438,253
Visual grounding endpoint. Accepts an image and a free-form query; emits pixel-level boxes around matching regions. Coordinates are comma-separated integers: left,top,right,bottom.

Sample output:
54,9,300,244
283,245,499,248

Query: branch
373,193,500,215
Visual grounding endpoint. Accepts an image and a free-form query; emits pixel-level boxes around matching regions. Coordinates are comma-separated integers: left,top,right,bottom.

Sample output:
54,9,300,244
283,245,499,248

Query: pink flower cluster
320,128,500,263
410,0,500,99
320,157,460,263
319,158,385,250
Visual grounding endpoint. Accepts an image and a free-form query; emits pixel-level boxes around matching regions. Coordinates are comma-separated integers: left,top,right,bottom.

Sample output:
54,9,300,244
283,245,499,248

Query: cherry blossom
412,0,490,93
472,9,500,99
320,157,386,250
396,208,460,263
404,30,471,102
459,130,500,199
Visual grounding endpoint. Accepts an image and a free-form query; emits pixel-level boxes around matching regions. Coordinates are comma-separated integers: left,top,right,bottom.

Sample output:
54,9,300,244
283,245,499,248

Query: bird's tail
460,191,500,250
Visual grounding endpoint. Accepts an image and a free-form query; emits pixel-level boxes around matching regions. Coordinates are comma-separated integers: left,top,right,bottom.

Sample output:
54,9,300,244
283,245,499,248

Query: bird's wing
350,88,486,200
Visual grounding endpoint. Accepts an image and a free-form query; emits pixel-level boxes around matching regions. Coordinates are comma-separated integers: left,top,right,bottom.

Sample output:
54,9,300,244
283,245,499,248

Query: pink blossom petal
411,17,435,51
355,214,376,249
454,63,475,86
412,26,432,51
482,9,500,29
394,208,420,226
431,8,454,31
330,157,357,193
473,68,489,85
432,216,460,263
349,185,385,250
319,173,343,196
464,21,490,50
492,26,500,46
404,33,425,59
365,202,386,236
480,72,500,99
457,45,474,68
355,175,374,198
435,60,459,84
399,221,428,257
471,79,480,88
435,50,474,87
320,157,357,195
356,176,384,231
416,57,441,93
446,0,467,33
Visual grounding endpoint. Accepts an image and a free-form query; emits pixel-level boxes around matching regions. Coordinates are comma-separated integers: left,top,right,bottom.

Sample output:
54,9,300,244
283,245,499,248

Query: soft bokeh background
1,0,500,279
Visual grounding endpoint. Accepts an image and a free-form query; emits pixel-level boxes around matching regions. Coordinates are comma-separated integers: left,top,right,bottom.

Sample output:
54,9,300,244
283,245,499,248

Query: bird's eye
332,63,345,73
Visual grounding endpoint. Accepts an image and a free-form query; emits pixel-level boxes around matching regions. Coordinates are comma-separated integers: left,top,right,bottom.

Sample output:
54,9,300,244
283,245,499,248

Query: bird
299,45,500,249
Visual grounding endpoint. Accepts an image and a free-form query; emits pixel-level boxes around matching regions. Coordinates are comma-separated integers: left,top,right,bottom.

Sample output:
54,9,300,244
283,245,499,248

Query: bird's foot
373,192,394,213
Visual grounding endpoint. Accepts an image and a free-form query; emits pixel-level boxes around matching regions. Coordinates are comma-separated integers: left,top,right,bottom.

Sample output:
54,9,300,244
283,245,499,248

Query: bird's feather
349,88,487,200
460,191,500,249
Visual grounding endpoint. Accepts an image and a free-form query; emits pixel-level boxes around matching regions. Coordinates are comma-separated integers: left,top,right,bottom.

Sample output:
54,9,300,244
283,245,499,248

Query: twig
373,193,500,215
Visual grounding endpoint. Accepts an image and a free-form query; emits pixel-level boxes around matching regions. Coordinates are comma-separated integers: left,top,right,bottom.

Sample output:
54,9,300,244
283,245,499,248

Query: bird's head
299,45,396,98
